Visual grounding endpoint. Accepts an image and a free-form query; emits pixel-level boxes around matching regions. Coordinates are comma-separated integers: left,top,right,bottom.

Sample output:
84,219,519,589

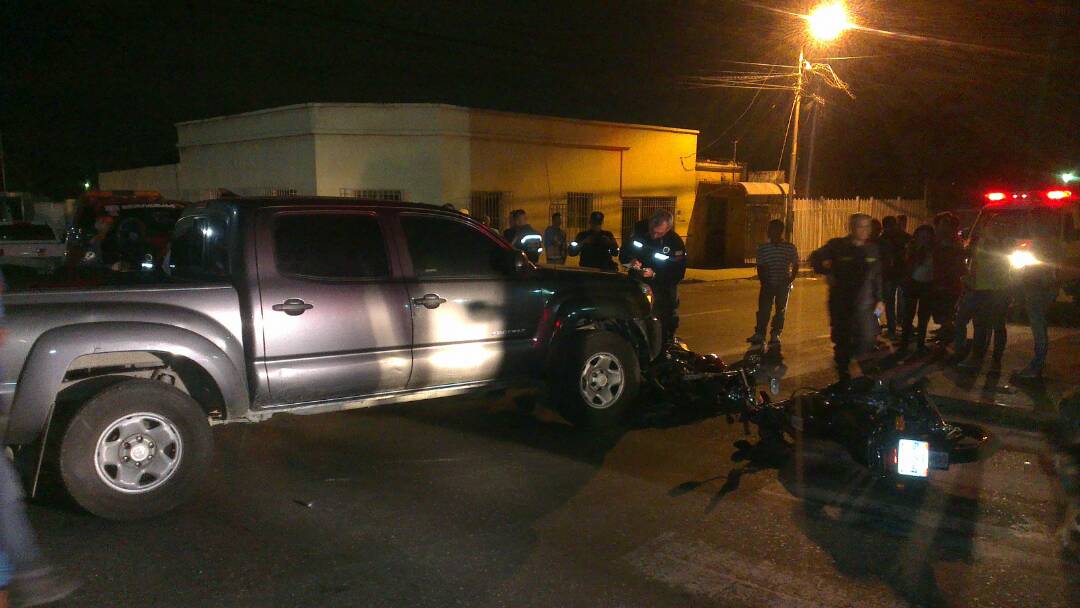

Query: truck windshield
971,208,1060,241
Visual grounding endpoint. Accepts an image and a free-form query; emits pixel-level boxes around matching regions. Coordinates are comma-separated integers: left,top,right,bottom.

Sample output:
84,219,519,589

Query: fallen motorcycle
744,377,995,480
647,341,995,481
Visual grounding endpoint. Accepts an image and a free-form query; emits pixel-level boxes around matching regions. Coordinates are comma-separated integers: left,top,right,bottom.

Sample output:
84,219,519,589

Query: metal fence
744,197,931,263
621,196,677,242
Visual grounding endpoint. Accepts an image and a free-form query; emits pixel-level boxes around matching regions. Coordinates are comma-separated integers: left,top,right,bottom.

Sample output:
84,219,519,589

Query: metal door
396,213,545,389
255,208,412,405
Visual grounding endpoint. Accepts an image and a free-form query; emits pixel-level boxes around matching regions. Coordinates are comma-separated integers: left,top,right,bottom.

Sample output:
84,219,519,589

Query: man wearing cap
568,211,619,271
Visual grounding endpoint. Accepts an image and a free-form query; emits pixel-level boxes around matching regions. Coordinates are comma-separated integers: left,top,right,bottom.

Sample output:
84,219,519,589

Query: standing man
931,212,966,344
543,213,567,265
568,211,619,271
503,209,542,264
748,219,799,347
881,216,912,338
625,209,686,345
1014,216,1060,379
810,213,886,381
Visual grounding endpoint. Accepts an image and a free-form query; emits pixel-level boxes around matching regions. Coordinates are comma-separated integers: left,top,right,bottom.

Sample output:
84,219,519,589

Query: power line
777,93,798,172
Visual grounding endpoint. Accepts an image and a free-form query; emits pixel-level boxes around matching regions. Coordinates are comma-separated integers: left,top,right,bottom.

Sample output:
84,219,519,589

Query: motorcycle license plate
897,439,930,477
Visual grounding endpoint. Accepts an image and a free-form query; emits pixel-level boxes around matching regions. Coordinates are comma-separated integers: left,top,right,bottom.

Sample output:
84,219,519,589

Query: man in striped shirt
749,219,799,346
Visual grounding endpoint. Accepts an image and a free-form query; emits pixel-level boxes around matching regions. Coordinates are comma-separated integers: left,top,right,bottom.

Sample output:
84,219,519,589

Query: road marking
680,308,732,318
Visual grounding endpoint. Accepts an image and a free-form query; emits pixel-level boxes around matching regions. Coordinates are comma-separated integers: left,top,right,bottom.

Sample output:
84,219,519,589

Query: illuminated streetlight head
1062,171,1077,184
807,2,852,42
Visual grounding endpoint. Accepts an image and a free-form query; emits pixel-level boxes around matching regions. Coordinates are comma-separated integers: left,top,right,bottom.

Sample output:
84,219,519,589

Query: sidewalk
684,268,817,283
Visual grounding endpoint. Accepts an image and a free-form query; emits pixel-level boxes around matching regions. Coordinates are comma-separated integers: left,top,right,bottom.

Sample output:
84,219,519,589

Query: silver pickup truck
1,197,660,520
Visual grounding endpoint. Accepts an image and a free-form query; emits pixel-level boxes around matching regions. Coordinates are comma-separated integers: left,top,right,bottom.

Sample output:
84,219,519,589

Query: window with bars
557,192,594,235
268,188,298,197
340,188,404,201
620,196,676,242
470,191,508,230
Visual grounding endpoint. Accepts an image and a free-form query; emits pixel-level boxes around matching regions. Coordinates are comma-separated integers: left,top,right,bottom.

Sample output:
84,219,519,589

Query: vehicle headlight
1008,249,1040,269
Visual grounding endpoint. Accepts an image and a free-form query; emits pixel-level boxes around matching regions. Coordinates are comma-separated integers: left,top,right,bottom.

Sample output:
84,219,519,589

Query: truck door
255,208,413,405
396,212,545,389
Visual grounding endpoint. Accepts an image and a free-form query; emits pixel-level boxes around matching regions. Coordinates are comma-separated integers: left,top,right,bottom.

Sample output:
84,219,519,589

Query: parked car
0,222,65,274
1,197,660,520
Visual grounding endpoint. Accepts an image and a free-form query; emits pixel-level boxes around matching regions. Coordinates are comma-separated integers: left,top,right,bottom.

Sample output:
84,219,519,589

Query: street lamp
1061,171,1077,184
783,2,852,238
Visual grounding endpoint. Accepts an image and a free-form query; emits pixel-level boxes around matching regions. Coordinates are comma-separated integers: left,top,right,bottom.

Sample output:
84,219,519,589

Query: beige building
100,103,700,244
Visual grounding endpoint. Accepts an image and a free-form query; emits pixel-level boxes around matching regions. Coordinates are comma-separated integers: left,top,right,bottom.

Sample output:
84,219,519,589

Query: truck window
169,215,230,278
401,215,507,277
274,214,389,279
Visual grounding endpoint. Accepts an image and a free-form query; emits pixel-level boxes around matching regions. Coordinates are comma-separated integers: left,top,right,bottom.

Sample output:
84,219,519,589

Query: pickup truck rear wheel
556,330,640,428
58,379,212,520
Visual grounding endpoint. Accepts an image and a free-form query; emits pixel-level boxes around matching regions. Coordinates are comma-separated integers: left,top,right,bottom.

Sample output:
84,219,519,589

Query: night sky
2,0,1078,206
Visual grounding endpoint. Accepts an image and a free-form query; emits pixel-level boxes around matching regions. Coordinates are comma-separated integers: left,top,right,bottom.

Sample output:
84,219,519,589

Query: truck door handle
412,294,447,309
272,298,314,316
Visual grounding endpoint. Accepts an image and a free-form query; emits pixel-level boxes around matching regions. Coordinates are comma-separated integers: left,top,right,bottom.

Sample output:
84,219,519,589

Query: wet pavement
29,278,1080,607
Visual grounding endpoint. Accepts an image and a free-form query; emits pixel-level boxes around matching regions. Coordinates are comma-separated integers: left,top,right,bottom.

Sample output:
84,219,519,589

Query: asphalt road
29,279,1080,607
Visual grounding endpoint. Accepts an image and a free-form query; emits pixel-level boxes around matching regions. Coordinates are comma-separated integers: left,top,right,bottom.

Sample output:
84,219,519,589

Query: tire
58,378,212,520
555,330,640,428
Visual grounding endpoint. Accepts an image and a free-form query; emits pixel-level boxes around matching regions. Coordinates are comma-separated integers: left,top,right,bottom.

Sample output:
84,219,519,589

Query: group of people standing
502,208,686,345
750,210,1055,382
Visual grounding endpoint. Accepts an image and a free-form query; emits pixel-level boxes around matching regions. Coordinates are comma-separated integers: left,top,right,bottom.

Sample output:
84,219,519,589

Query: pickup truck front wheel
556,330,640,428
58,379,212,520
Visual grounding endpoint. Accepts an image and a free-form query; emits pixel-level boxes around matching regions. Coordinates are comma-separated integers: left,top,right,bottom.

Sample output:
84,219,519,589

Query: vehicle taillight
985,192,1006,202
1046,190,1072,200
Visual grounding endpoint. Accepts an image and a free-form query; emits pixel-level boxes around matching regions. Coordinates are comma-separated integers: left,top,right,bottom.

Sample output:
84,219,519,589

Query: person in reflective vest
502,209,542,263
623,209,686,345
568,211,619,271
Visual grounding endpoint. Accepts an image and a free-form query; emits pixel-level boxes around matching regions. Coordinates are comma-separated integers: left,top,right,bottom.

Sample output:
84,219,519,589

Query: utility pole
783,48,805,240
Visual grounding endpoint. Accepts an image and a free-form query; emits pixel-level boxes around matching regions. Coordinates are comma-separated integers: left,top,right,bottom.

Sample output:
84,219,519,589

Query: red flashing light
985,192,1006,201
1046,190,1072,200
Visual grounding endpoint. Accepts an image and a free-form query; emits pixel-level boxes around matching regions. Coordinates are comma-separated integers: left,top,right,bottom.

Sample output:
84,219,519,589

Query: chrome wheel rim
579,352,624,410
94,412,183,494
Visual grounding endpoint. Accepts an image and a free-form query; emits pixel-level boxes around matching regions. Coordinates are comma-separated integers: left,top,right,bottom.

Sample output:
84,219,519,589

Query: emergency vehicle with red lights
969,187,1079,301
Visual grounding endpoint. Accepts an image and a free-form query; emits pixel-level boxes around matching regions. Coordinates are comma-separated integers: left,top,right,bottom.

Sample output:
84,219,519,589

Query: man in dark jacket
931,212,966,343
624,209,686,345
881,215,912,338
568,211,619,271
810,213,885,381
503,209,542,263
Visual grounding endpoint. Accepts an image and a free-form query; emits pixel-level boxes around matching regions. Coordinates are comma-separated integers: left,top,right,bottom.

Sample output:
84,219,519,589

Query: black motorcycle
648,341,995,481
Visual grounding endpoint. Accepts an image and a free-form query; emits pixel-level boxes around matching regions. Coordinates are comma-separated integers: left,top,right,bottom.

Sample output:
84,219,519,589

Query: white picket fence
745,197,932,263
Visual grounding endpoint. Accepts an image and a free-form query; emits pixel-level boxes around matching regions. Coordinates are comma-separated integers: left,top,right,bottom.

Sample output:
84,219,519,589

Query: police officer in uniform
810,213,885,381
568,211,619,270
624,209,686,345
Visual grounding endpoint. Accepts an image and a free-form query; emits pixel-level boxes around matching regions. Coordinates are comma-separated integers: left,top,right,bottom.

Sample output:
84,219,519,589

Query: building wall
101,104,698,248
176,134,317,200
466,109,698,238
98,163,182,199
